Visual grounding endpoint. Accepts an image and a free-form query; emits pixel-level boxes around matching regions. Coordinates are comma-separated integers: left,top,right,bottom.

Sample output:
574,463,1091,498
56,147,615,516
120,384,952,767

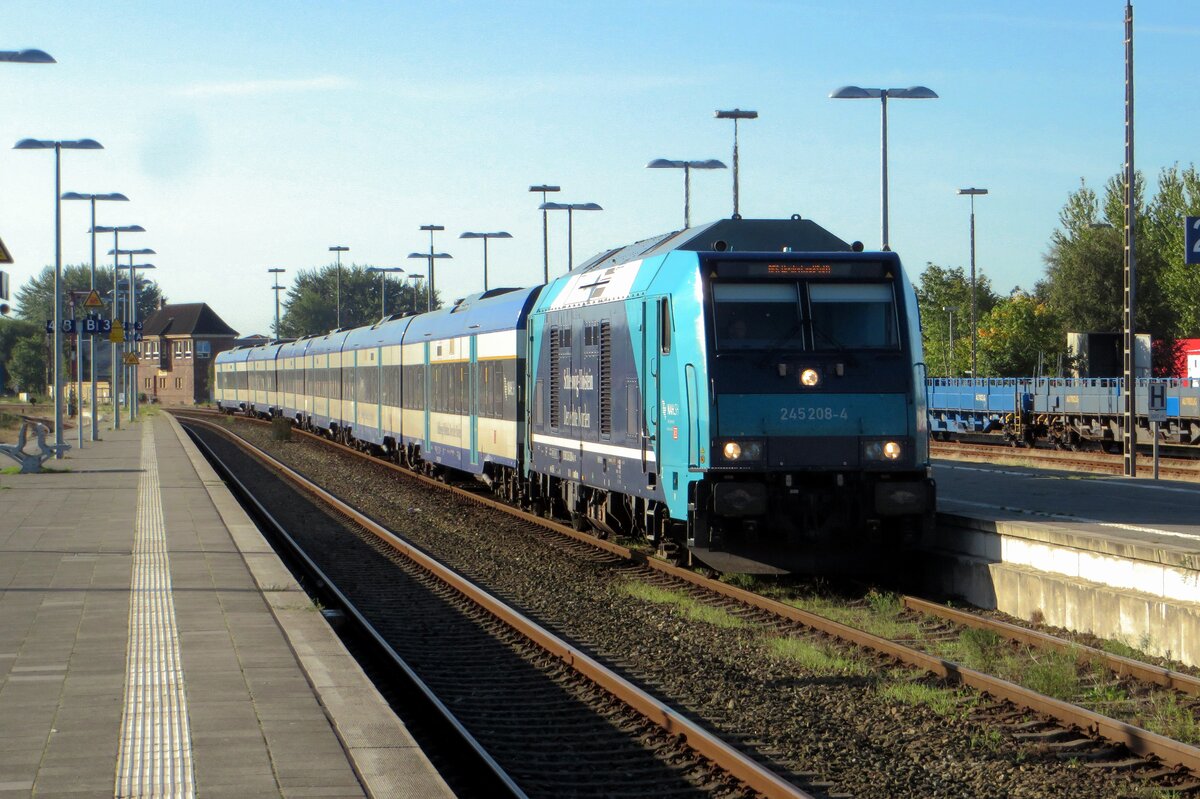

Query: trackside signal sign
1187,217,1200,265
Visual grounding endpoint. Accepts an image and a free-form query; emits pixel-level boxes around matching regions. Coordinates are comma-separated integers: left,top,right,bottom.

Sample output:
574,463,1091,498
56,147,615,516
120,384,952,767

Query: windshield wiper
807,317,847,351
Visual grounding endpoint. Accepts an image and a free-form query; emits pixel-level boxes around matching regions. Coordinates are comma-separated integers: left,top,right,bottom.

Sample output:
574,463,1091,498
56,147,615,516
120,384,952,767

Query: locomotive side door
640,299,661,481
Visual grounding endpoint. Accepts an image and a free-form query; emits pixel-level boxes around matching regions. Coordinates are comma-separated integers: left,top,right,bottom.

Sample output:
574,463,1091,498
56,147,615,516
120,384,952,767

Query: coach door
423,341,431,453
469,336,479,466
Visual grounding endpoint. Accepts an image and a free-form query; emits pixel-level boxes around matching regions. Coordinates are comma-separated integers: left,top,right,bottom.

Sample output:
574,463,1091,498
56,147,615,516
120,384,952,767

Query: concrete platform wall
928,514,1200,666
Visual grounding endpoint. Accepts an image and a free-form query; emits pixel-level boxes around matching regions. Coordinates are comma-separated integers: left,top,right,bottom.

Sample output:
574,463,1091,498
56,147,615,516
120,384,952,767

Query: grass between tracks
784,588,1200,744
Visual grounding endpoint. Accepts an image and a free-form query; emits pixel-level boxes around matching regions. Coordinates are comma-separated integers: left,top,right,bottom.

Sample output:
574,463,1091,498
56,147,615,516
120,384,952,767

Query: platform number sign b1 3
1187,217,1200,265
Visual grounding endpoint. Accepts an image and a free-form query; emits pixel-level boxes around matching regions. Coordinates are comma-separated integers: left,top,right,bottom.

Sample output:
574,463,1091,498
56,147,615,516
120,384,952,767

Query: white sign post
1148,383,1167,479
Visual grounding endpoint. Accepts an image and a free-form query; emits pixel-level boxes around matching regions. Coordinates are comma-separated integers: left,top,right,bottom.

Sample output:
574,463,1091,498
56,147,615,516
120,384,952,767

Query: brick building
136,303,238,404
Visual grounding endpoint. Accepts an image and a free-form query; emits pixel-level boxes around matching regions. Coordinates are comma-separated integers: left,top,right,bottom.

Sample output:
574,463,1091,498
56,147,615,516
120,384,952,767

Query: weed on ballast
616,580,750,629
878,676,965,717
768,636,871,676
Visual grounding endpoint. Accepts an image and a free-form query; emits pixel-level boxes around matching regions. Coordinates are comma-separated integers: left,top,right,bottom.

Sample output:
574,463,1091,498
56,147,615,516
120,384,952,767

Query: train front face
693,252,933,572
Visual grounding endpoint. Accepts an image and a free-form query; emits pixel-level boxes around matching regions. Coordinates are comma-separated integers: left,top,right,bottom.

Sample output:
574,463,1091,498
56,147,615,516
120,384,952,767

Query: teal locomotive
216,217,934,573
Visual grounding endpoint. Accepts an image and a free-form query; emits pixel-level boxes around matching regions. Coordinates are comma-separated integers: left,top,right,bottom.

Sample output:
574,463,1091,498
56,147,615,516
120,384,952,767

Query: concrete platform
931,457,1200,666
0,410,454,798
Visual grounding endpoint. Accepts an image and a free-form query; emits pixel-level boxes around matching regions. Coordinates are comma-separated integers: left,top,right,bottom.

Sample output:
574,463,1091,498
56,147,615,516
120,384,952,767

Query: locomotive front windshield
713,281,899,351
712,283,802,350
808,283,898,349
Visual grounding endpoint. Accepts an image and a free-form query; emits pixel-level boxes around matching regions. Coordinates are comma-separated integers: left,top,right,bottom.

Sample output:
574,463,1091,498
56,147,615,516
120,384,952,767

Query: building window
174,378,183,389
158,377,166,388
173,339,193,358
144,377,152,389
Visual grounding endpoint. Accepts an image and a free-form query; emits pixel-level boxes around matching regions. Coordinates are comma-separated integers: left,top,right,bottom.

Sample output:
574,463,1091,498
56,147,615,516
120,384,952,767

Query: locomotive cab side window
808,283,898,349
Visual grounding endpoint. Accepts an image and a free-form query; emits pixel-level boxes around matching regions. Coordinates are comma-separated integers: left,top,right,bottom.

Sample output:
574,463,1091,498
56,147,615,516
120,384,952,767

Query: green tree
0,318,42,394
1143,164,1200,342
14,263,163,325
278,264,437,338
915,262,998,377
977,292,1066,377
7,335,46,394
1041,173,1183,373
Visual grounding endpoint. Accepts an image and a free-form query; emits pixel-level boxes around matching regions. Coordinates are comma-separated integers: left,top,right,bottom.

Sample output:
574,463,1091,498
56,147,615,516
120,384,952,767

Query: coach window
808,283,898,349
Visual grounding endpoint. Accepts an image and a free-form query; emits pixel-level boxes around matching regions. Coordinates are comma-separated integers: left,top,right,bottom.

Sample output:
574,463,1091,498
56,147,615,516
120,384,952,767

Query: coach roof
404,286,540,342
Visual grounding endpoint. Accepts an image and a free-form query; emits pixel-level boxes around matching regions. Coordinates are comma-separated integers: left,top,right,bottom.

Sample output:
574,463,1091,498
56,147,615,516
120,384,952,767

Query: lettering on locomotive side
661,401,679,417
562,369,594,391
778,406,849,422
563,407,592,427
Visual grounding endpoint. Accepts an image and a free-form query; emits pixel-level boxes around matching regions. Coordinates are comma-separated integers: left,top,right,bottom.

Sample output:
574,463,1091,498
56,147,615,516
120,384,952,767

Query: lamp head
715,109,758,120
0,49,55,63
829,85,877,99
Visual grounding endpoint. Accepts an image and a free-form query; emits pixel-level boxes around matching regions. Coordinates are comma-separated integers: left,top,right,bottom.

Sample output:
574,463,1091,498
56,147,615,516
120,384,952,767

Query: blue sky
1,1,1194,336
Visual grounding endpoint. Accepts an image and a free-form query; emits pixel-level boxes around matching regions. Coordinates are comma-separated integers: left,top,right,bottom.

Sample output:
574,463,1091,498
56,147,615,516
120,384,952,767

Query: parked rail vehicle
928,377,1200,450
215,217,935,573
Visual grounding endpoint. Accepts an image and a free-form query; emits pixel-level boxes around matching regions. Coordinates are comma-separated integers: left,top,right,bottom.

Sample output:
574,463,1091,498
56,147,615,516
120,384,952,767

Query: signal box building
136,302,238,404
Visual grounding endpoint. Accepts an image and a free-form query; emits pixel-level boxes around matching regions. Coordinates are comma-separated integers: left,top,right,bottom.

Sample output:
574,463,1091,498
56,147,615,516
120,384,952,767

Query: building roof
142,303,238,338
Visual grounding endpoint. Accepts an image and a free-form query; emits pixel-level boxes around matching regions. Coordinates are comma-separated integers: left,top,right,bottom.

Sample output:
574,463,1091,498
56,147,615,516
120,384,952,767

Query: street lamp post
459,232,512,291
63,192,128,441
829,85,938,251
539,202,602,273
419,225,445,311
110,248,155,422
329,245,349,328
714,109,757,217
529,185,560,284
93,225,145,430
268,268,286,338
957,188,988,379
942,305,959,377
14,137,104,457
645,159,726,229
364,267,404,318
407,274,425,312
406,252,452,312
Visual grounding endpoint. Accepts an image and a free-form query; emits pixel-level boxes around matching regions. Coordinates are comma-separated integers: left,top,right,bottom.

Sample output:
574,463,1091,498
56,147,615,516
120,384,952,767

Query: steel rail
932,441,1200,480
181,420,527,799
176,413,814,799
177,410,1200,773
902,594,1200,697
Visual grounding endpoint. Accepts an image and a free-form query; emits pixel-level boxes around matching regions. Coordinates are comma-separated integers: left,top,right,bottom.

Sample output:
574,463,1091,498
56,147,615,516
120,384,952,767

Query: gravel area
209,416,1155,798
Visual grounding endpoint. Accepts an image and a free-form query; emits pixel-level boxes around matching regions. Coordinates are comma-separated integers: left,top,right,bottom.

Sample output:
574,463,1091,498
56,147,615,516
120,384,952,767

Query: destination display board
711,260,889,279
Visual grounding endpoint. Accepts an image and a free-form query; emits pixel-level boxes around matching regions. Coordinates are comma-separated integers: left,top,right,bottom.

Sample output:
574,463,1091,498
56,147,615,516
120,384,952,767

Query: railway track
932,440,1200,481
174,408,1200,795
180,415,814,799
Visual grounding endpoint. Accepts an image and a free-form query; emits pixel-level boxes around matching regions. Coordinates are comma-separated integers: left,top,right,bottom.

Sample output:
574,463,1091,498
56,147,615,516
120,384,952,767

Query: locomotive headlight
863,439,904,462
722,440,764,462
800,368,820,387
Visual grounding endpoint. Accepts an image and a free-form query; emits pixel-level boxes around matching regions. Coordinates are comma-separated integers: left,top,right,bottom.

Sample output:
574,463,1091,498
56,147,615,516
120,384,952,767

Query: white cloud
174,75,352,98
